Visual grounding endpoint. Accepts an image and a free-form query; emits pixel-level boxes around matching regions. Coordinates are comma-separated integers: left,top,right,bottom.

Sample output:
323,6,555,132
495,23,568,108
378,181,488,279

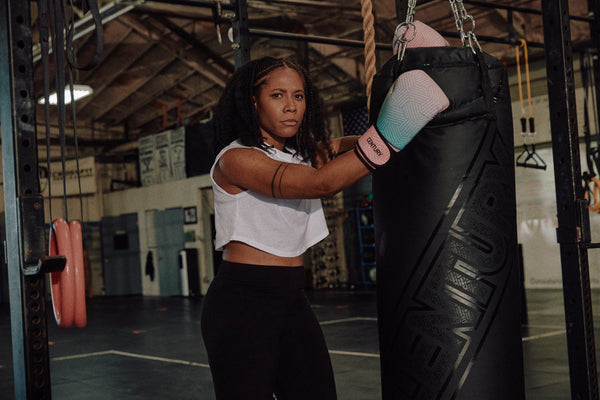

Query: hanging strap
580,52,599,178
49,0,69,221
514,38,545,170
515,42,525,132
474,49,496,120
515,39,535,136
66,0,104,70
67,68,85,221
39,0,54,226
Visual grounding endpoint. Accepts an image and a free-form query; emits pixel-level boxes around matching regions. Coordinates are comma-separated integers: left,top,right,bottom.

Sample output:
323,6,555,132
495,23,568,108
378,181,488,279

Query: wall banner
139,135,157,186
40,156,96,197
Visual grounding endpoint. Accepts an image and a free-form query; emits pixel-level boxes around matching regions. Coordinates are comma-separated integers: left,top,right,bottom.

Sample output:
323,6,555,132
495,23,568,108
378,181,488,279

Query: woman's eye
295,94,304,100
272,93,282,99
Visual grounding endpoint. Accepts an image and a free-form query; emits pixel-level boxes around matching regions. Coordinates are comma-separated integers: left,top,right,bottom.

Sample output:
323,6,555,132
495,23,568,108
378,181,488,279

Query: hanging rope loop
66,0,104,71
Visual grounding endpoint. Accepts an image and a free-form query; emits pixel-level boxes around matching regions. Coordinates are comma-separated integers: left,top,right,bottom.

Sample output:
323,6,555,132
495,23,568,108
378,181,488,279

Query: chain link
393,0,418,61
405,0,417,25
394,0,482,60
449,0,481,52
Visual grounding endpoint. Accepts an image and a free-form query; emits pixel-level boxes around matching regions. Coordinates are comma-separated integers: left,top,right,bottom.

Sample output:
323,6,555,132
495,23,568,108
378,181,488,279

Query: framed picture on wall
184,206,197,224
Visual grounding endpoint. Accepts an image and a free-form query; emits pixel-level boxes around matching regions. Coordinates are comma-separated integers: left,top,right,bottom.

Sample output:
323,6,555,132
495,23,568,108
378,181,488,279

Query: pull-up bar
463,0,594,23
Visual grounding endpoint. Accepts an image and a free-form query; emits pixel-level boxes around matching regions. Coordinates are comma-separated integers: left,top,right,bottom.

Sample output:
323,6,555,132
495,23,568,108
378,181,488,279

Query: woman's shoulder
215,144,270,173
217,140,310,169
215,140,257,161
219,139,249,152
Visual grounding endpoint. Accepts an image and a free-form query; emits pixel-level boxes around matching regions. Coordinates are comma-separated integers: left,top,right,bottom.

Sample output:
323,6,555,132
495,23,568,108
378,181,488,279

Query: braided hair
215,57,332,166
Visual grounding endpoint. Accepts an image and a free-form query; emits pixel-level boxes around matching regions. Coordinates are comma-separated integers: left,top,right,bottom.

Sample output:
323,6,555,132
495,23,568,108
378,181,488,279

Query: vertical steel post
0,0,52,399
588,0,600,147
541,0,599,399
230,0,250,69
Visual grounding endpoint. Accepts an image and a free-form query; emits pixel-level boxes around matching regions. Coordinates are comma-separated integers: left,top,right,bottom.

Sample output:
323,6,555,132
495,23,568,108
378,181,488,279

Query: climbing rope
360,0,376,109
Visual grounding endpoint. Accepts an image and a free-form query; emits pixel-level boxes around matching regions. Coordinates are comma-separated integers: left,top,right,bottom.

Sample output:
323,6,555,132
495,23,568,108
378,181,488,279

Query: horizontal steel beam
146,0,234,11
463,0,594,22
249,28,391,51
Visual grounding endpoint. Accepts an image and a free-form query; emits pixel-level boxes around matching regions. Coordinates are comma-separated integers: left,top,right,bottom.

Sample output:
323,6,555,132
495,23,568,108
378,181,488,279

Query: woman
200,56,448,399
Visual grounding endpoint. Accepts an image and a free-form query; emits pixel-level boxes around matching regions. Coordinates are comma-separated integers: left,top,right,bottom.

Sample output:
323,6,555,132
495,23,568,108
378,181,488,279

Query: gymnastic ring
592,178,600,212
584,177,600,213
49,218,76,328
69,220,87,328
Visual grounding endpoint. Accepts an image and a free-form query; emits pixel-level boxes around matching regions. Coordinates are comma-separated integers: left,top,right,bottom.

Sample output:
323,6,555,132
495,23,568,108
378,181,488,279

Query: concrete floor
0,288,590,399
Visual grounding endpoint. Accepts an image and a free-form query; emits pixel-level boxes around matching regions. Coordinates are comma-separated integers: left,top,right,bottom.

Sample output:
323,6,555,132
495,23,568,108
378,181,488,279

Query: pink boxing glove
353,21,450,171
354,70,449,170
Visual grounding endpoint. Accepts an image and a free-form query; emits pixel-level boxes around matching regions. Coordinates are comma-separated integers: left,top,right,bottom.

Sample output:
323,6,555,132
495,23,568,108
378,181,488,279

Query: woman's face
254,66,306,150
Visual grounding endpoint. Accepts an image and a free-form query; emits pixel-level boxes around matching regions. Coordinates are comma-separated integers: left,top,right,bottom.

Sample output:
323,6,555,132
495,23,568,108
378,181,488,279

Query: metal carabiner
393,22,417,61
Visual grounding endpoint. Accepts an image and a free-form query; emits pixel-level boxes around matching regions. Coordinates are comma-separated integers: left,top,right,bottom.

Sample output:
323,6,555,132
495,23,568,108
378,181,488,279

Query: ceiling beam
75,29,156,116
117,14,229,86
106,60,198,126
152,15,234,74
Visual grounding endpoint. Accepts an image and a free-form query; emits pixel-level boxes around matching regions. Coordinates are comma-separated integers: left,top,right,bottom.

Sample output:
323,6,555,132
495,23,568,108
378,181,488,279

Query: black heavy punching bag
370,47,525,399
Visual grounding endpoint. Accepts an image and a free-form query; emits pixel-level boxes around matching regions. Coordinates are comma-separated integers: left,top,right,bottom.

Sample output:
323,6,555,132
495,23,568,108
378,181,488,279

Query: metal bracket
579,198,592,244
19,194,47,275
38,255,67,274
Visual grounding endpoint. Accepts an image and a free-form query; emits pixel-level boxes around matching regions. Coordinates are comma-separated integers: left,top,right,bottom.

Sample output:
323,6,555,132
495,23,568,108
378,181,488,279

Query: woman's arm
214,147,369,199
331,135,360,155
314,136,361,169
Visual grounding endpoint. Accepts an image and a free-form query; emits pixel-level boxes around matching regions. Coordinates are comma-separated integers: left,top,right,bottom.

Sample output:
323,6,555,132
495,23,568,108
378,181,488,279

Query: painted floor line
522,330,566,342
523,324,565,330
52,351,114,361
52,350,210,368
52,331,557,366
53,347,381,366
110,350,211,368
320,317,377,325
329,350,380,358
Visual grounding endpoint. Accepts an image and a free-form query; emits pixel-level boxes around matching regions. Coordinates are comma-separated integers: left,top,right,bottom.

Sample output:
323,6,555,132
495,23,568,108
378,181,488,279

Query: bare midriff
222,241,304,267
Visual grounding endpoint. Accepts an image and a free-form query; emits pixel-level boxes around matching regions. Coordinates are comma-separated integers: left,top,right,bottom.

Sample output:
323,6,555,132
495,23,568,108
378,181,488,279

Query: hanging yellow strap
515,39,535,136
515,42,525,131
522,39,533,121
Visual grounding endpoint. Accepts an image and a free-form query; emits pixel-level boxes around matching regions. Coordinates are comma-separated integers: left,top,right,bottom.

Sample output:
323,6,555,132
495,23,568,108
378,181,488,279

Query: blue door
0,212,6,303
154,208,184,296
101,213,142,295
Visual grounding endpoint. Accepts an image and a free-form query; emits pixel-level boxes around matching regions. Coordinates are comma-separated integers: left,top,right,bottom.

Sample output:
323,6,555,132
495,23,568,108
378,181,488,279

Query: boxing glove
355,69,449,170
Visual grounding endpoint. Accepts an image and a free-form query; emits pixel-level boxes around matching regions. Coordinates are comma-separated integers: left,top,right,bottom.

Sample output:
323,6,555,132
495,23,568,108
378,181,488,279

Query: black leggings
200,261,337,399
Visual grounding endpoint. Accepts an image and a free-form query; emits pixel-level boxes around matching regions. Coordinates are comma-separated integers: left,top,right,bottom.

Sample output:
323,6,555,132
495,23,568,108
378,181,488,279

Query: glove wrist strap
355,125,396,170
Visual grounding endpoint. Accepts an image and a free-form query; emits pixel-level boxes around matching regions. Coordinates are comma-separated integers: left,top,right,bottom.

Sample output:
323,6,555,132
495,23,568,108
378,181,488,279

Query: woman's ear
252,95,257,108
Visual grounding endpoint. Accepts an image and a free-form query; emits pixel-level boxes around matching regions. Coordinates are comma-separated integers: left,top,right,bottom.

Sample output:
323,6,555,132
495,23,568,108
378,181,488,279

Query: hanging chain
393,0,418,61
214,1,223,45
449,0,481,52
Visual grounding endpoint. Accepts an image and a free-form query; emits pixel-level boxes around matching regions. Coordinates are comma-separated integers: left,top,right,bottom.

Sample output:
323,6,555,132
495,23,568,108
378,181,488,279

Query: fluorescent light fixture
38,84,93,105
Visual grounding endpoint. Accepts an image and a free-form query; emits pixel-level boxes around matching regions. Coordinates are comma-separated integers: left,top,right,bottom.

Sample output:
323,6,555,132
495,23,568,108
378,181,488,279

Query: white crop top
210,139,329,257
